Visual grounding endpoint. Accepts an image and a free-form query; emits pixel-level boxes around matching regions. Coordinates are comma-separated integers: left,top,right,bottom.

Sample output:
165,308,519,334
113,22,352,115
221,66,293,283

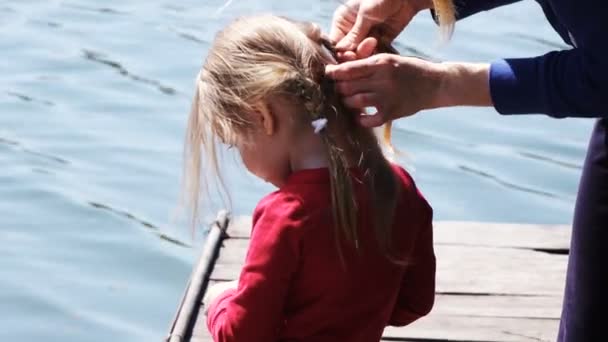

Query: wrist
434,62,492,108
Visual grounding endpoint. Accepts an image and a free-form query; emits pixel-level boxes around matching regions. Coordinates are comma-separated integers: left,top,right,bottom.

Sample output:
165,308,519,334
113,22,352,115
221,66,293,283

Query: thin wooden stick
166,210,230,342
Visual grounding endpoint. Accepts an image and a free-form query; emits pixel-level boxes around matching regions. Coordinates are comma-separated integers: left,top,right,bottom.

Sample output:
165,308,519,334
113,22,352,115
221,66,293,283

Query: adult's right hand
330,0,432,52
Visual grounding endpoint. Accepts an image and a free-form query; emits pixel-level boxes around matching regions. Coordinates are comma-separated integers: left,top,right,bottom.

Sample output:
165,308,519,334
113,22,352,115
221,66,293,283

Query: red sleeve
389,175,436,327
206,193,303,341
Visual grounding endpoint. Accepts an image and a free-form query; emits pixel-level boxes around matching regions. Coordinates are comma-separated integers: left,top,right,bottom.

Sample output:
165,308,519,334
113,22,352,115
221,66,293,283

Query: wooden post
166,210,230,342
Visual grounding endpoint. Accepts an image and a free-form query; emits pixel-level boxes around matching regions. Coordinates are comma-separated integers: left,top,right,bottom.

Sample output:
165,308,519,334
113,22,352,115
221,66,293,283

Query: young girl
184,15,435,342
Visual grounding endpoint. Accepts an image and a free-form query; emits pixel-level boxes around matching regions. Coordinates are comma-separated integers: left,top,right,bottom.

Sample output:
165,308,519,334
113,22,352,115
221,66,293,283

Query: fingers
338,50,358,62
358,112,386,128
336,37,376,62
343,92,379,109
335,78,377,96
325,57,377,81
336,6,374,51
329,1,358,44
342,93,390,128
356,37,377,59
328,13,346,43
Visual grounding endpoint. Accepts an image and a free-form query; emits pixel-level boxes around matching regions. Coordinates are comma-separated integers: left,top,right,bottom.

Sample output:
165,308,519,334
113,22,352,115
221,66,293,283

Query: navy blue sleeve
489,2,608,118
452,0,522,19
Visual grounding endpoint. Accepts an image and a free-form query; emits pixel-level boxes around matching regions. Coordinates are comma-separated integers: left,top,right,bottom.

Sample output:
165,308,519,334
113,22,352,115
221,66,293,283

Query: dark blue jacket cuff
490,59,546,115
453,0,522,20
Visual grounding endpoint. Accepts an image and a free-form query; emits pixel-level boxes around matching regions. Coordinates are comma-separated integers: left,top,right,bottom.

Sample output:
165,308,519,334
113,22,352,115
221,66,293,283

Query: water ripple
87,201,189,248
173,30,206,45
162,4,186,13
0,137,19,146
459,165,562,199
518,151,582,170
394,42,435,61
61,3,129,16
82,50,177,95
0,136,69,165
24,149,69,165
512,32,569,49
29,20,62,29
6,91,54,106
0,5,16,14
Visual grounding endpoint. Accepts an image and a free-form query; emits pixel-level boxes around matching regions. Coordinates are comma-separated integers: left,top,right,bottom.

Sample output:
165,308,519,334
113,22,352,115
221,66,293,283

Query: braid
309,32,403,261
294,69,360,251
293,19,402,261
188,15,403,264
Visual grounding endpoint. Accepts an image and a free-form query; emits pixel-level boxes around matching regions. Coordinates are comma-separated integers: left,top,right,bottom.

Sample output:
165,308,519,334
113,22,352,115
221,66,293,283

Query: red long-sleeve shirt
207,165,435,341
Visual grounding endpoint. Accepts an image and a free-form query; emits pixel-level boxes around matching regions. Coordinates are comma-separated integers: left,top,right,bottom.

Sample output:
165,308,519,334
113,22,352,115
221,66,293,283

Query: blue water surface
0,0,590,341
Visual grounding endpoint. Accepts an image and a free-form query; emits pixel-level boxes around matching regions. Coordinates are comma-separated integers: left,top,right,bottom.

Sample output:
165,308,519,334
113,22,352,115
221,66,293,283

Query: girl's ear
254,101,275,136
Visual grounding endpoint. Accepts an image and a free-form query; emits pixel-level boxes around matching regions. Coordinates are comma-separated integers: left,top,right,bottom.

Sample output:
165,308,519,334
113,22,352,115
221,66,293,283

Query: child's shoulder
390,164,422,199
254,190,306,218
390,164,416,189
250,190,310,234
390,163,433,215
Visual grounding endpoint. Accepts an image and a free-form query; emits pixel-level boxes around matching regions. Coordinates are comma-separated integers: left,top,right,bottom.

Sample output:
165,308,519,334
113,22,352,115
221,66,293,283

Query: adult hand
330,0,432,52
326,55,492,127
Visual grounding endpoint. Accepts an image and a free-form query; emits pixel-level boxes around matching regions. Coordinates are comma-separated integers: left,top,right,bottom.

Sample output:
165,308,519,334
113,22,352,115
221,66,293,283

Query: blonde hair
184,9,454,258
184,14,404,259
433,0,456,39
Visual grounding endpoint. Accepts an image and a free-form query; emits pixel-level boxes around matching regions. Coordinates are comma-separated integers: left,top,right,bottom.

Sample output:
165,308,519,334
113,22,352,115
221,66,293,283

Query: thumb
356,37,378,59
336,12,373,51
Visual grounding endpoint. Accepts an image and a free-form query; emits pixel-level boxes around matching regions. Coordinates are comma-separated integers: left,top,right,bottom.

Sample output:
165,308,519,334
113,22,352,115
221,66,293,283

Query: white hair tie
311,118,328,134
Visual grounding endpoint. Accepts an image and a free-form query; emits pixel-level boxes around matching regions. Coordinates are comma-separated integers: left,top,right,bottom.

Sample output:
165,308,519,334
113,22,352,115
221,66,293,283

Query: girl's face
233,96,327,188
236,129,292,188
234,98,296,188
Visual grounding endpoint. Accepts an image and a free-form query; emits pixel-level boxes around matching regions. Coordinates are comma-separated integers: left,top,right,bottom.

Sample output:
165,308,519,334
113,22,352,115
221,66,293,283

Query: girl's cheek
238,149,254,173
238,145,264,178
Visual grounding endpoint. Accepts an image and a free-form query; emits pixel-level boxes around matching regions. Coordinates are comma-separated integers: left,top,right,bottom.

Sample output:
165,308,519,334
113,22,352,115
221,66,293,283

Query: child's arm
389,190,436,327
205,194,303,342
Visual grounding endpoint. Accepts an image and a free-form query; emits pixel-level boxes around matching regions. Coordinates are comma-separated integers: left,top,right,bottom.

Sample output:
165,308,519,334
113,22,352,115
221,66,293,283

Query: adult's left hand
326,54,492,127
326,54,443,127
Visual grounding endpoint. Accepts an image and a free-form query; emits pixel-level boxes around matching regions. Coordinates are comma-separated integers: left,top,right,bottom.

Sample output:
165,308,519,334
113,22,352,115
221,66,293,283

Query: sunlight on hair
432,0,456,42
183,15,408,262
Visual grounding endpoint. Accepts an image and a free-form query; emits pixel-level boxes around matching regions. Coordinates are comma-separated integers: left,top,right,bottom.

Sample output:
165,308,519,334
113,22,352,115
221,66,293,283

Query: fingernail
335,39,350,51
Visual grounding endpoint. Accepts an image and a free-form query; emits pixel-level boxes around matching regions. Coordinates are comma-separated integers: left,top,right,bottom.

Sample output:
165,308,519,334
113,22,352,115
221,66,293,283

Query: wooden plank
223,215,252,238
192,293,560,342
189,217,568,342
195,290,561,320
208,263,240,281
433,221,570,251
191,308,212,341
383,315,558,342
190,337,212,342
226,217,571,250
435,245,566,296
431,294,561,319
210,238,567,296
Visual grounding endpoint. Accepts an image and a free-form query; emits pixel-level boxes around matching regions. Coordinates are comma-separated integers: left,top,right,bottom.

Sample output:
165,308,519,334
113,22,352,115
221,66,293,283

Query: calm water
0,0,591,341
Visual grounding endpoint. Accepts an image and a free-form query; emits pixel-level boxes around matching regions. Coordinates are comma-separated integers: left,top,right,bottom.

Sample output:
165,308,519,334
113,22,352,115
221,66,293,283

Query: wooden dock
167,213,570,342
